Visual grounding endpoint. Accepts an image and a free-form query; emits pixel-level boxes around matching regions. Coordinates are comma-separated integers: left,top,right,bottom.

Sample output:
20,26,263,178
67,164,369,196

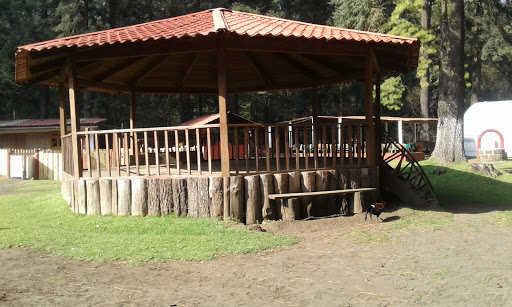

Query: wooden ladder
380,130,438,206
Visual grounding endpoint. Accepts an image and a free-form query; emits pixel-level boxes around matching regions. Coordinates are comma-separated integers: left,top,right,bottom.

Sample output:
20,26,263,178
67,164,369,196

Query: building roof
280,116,438,125
15,8,420,95
180,112,256,126
0,118,106,129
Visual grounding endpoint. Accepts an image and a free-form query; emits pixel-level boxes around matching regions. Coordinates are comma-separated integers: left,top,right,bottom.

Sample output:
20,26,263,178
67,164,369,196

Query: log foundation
61,167,377,224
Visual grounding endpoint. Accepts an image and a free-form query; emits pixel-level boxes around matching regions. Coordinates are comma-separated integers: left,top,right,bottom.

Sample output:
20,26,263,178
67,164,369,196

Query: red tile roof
17,8,418,53
180,112,256,126
0,118,106,128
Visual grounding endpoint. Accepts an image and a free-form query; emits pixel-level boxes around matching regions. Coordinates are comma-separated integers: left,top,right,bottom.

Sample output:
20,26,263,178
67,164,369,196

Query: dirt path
2,201,512,307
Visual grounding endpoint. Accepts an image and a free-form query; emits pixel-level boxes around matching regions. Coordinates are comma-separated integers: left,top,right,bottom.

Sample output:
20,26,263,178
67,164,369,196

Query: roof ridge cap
211,8,230,32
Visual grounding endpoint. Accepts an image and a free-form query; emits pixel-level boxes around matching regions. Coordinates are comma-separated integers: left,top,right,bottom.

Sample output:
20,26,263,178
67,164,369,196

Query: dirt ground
2,179,512,306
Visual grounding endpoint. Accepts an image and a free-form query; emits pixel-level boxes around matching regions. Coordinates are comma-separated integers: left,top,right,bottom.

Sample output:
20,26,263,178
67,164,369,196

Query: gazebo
15,8,420,223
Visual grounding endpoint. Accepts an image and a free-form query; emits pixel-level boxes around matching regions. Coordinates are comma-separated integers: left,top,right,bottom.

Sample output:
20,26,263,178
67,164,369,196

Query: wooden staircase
379,130,438,207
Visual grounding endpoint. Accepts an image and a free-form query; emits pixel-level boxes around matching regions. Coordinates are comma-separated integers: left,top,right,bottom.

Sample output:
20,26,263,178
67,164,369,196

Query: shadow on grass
386,163,512,215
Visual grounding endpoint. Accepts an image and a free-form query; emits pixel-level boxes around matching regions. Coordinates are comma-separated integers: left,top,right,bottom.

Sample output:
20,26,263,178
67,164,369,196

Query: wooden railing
227,122,369,174
62,121,370,179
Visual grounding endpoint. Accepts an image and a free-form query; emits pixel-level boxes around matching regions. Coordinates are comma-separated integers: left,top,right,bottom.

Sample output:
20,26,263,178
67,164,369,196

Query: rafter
30,58,66,75
94,57,143,82
177,53,199,89
127,55,169,87
244,52,273,88
273,53,319,82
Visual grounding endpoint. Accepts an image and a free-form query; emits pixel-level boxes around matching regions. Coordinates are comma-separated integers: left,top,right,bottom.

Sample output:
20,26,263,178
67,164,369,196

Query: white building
464,101,512,158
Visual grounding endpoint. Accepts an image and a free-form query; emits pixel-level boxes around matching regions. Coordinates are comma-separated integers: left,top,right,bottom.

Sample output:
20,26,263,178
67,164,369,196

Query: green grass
0,178,296,264
418,160,512,206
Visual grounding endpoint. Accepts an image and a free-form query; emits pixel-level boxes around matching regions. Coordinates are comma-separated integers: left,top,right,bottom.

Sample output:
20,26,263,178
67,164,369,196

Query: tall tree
420,0,432,139
431,0,466,163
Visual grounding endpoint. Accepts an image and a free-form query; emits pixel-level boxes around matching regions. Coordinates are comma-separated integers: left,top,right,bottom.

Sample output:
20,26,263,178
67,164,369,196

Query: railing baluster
234,127,239,174
331,124,336,169
144,131,150,176
207,128,212,174
358,125,362,167
105,134,111,177
340,124,344,169
175,130,181,175
265,125,270,172
154,130,160,176
313,124,318,169
275,126,280,171
134,132,140,176
255,127,260,172
185,129,191,175
322,124,327,168
294,125,299,170
304,125,309,169
164,130,170,176
124,132,130,177
245,127,250,174
85,133,92,177
196,128,202,175
95,134,100,178
284,125,290,171
348,125,354,167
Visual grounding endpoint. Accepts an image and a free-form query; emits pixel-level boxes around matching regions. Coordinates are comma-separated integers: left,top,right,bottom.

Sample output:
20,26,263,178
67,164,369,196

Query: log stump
159,179,173,215
147,178,161,216
198,177,210,218
86,179,100,215
172,178,187,217
273,173,288,220
209,177,223,218
131,178,147,216
187,178,199,218
260,173,275,220
77,179,87,215
99,179,113,215
117,179,131,216
300,171,316,218
223,177,230,219
230,176,244,222
245,175,261,225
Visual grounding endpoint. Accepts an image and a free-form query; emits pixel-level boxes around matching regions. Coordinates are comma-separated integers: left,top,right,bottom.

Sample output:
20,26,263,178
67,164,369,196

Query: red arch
477,129,504,159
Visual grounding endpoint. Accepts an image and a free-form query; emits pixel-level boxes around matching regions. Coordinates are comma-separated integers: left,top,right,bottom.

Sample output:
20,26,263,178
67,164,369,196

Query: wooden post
375,71,382,165
77,179,87,214
273,173,288,220
209,177,223,218
68,60,82,179
58,84,67,138
218,49,230,177
129,92,136,131
172,178,187,217
147,178,160,216
245,175,261,225
283,198,299,220
223,177,230,219
365,49,375,167
99,179,113,215
312,87,319,169
230,176,244,222
131,178,147,216
198,177,210,217
111,179,118,215
260,173,275,220
159,178,173,215
117,179,131,216
187,177,199,217
86,179,100,215
300,171,316,218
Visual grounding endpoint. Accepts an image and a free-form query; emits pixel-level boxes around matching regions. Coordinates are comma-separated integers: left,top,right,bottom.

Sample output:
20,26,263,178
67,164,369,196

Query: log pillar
218,49,230,177
365,49,375,168
68,60,82,179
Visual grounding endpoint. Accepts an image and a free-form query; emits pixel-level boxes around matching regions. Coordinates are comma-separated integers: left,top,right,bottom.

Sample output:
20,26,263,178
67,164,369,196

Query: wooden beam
268,187,377,200
129,92,136,130
375,71,381,165
177,53,199,89
68,60,83,179
365,49,375,167
94,57,143,82
218,49,230,177
244,52,273,87
274,53,318,82
127,55,169,87
30,58,66,75
28,69,60,85
58,83,67,138
370,48,381,74
299,54,343,77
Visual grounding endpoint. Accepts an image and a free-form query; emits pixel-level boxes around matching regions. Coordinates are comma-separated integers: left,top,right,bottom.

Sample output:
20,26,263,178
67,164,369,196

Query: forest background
1,0,511,138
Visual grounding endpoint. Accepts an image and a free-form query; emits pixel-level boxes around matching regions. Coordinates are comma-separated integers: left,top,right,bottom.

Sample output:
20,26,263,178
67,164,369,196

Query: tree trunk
229,176,244,222
245,175,261,225
260,173,275,220
420,0,432,141
209,177,223,218
432,0,466,164
147,178,161,216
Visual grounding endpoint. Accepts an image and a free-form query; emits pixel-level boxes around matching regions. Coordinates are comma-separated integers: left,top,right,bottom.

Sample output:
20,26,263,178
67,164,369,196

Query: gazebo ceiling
15,8,420,95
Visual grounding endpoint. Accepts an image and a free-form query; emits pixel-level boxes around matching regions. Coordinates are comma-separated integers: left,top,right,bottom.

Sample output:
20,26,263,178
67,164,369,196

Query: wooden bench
268,187,377,219
268,187,377,200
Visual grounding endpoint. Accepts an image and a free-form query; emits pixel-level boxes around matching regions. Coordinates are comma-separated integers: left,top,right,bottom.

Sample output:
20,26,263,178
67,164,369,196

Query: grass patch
386,208,454,232
342,230,391,245
487,211,512,227
0,178,296,264
419,160,512,206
